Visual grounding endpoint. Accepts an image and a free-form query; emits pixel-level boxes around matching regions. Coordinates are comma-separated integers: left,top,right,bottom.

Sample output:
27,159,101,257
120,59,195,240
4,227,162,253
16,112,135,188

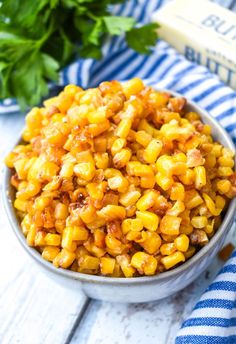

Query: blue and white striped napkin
1,0,236,342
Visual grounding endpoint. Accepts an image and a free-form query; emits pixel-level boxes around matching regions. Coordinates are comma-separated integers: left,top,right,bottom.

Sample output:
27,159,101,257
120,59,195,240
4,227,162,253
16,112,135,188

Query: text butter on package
152,0,236,89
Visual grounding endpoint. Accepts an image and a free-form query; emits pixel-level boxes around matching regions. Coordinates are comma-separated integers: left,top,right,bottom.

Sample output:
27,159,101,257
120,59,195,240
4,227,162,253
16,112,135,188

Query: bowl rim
3,89,236,285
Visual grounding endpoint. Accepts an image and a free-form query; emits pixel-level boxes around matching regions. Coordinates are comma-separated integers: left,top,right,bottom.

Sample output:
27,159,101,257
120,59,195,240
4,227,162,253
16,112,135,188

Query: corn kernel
217,180,231,194
116,254,135,277
53,248,76,268
42,246,60,262
136,211,159,232
113,149,131,168
100,257,116,275
170,182,185,201
135,130,152,147
74,162,95,181
116,118,132,138
111,138,126,155
136,190,157,211
122,78,144,98
143,139,162,164
108,176,129,193
131,252,157,275
119,189,141,207
160,215,182,235
161,251,185,270
140,176,156,189
140,231,162,254
174,234,189,252
194,166,206,189
160,243,176,256
45,233,61,246
97,205,126,220
122,218,143,234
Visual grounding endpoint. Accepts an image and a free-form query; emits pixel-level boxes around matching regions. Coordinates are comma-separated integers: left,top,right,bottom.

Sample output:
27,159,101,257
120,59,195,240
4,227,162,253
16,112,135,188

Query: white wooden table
1,1,236,342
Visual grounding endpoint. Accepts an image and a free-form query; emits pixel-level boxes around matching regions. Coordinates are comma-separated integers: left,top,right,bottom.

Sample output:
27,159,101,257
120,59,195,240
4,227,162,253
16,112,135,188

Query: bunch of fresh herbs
0,0,159,110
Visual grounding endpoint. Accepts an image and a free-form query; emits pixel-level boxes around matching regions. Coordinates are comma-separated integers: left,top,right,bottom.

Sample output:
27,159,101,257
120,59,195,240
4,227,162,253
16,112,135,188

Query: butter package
152,0,236,89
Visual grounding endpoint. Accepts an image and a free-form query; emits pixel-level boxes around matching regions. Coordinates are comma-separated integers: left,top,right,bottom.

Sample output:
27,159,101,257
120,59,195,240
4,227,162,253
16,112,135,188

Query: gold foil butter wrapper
152,0,236,89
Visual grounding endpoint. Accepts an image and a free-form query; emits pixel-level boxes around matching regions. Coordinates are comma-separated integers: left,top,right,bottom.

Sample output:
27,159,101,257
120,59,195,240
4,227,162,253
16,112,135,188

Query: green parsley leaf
126,23,160,54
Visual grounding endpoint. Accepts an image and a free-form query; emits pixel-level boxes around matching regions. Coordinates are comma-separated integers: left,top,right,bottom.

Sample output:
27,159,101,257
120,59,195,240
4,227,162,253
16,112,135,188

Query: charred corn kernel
136,211,159,232
194,166,206,189
113,149,131,168
87,183,104,200
108,176,129,193
54,202,68,220
167,201,185,217
45,233,61,246
140,232,162,254
72,226,89,241
140,176,156,189
79,205,96,224
135,130,152,147
215,195,226,209
160,215,182,235
62,227,74,250
205,153,216,168
155,172,173,191
174,234,189,252
60,162,74,178
191,216,208,228
98,205,126,220
170,182,185,201
160,243,176,256
14,199,28,212
180,224,193,235
74,162,95,181
156,155,173,176
26,225,37,246
136,190,156,211
88,108,107,124
185,190,203,209
116,254,135,277
203,193,220,216
218,156,234,168
218,167,233,177
42,246,60,262
122,218,143,234
133,164,154,177
53,248,76,268
217,180,231,194
138,119,155,135
94,152,109,170
79,255,100,270
122,78,144,98
111,138,126,155
119,190,141,207
131,252,157,275
184,246,196,259
94,136,107,152
143,139,162,164
100,257,116,275
161,251,185,270
178,169,195,185
116,118,132,138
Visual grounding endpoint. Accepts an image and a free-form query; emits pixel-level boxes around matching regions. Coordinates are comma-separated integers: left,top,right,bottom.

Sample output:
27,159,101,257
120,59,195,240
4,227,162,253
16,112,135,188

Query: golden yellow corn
136,211,159,232
140,231,162,254
174,234,189,252
116,118,132,138
97,205,126,220
136,190,157,211
161,251,185,270
194,166,206,189
131,251,157,275
160,243,176,256
100,257,116,275
155,172,173,191
135,130,152,147
170,182,185,201
116,254,135,277
143,139,162,164
111,138,126,155
94,153,109,169
53,248,76,268
79,255,100,270
140,176,156,189
113,149,132,168
119,189,141,207
42,246,60,262
217,179,231,194
160,215,182,235
122,218,143,234
74,162,95,181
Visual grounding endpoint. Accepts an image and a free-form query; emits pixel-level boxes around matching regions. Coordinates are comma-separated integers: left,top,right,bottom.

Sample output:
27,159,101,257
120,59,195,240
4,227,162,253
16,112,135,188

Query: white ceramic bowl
3,90,236,303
